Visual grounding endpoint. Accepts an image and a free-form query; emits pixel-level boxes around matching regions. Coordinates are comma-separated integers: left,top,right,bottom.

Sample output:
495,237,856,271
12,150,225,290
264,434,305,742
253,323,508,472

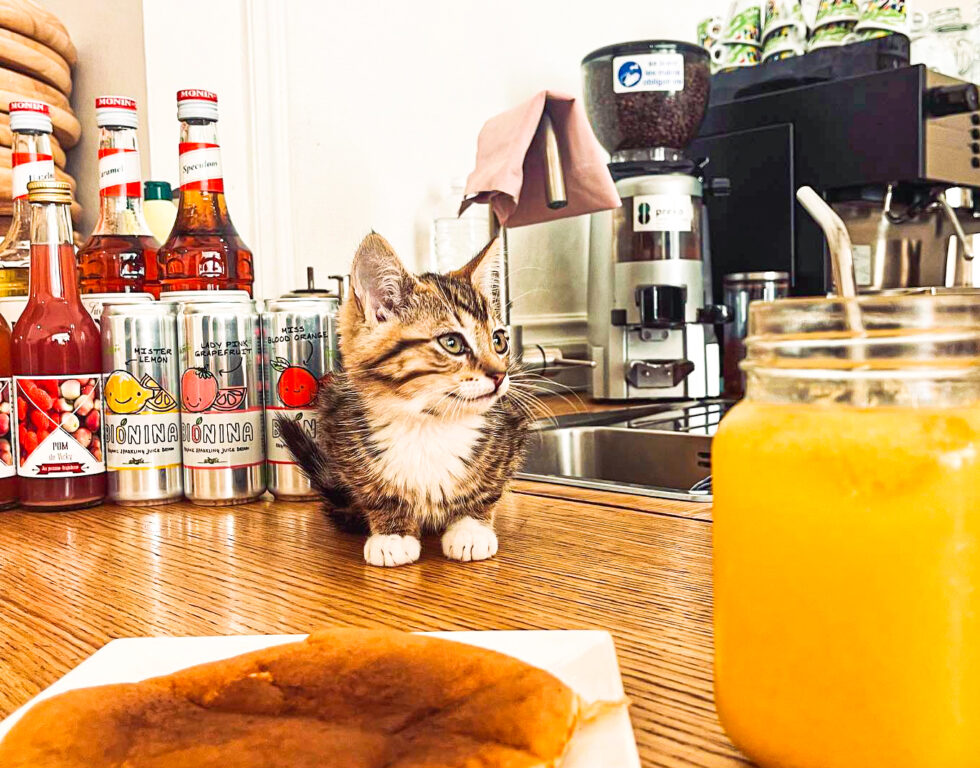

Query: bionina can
82,292,154,325
177,300,265,504
261,296,339,500
101,302,182,504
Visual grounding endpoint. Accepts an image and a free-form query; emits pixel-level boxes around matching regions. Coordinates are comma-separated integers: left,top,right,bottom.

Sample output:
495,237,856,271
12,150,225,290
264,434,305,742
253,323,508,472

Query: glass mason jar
713,293,980,768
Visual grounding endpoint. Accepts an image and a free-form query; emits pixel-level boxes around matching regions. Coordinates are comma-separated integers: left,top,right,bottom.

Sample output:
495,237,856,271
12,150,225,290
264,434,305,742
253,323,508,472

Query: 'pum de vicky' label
612,53,684,93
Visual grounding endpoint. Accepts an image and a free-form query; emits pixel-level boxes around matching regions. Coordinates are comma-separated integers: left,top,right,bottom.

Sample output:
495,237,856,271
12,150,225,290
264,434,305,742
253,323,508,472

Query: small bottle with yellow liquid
713,292,980,768
0,102,57,298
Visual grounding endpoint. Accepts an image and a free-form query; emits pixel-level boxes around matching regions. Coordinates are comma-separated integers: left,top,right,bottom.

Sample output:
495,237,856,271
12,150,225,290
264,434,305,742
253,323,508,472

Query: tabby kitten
279,233,529,567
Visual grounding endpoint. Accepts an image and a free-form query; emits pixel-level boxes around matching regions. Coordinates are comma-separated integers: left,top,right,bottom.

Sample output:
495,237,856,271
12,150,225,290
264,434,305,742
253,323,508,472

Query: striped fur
282,233,530,565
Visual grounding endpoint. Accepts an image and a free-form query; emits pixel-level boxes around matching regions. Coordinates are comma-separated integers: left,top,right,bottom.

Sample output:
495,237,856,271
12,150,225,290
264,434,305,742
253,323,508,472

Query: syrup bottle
157,89,253,294
77,96,160,297
0,101,57,298
12,180,105,510
0,313,17,509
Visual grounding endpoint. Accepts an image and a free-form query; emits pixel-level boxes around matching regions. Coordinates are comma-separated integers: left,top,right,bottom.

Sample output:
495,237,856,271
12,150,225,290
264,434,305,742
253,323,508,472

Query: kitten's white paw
441,517,498,562
363,534,421,567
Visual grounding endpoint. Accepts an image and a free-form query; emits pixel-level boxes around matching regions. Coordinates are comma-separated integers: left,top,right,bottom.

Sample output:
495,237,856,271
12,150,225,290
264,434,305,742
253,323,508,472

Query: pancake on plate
0,628,586,767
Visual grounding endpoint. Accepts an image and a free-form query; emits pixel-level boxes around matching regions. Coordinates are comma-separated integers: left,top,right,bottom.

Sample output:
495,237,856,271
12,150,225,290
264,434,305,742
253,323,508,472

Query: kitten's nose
489,372,507,391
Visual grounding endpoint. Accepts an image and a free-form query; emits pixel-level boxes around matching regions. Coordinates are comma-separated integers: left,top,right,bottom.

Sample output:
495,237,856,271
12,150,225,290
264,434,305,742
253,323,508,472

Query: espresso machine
582,41,730,400
688,36,980,301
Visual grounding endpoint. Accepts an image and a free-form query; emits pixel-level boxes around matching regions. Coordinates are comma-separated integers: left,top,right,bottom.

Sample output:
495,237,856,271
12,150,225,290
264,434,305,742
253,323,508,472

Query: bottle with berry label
76,96,161,297
0,312,15,509
157,89,254,294
12,180,105,510
0,101,57,298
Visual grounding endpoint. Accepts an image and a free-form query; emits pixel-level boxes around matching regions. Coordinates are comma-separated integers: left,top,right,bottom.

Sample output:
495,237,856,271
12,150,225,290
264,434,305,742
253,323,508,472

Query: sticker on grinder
633,194,694,232
612,53,684,93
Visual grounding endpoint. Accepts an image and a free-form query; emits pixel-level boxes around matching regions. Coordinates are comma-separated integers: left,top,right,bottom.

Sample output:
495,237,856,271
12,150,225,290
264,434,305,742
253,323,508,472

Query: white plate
0,630,640,768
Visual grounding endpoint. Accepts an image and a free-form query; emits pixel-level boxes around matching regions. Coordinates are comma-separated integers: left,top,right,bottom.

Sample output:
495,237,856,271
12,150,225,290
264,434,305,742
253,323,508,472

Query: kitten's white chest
371,412,483,506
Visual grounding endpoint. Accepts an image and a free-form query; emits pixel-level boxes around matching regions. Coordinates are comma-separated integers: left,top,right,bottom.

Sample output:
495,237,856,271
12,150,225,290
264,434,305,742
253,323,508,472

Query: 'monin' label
179,142,223,193
98,148,142,197
14,375,105,478
11,152,55,200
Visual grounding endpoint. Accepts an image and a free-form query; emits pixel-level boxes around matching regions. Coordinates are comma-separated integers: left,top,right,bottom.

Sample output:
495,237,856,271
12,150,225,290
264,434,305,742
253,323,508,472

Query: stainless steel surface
835,192,980,290
178,301,265,505
587,171,721,401
924,71,980,188
627,359,695,388
518,400,731,502
722,270,789,396
937,190,974,261
541,111,567,210
262,296,339,500
101,302,183,505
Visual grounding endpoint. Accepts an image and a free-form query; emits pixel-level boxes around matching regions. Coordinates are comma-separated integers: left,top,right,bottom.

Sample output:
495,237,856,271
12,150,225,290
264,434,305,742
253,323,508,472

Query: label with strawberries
104,370,181,471
98,148,141,197
14,376,105,478
178,142,223,193
11,152,55,200
0,379,14,479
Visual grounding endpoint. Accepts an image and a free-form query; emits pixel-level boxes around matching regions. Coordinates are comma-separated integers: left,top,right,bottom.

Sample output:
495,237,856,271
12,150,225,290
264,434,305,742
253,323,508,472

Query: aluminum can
158,290,251,305
82,292,154,324
177,300,265,505
101,302,183,504
261,296,339,499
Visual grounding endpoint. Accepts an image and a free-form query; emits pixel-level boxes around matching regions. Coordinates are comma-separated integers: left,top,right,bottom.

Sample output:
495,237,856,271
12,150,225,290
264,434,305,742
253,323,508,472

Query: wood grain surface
0,27,71,94
0,484,750,767
0,0,76,66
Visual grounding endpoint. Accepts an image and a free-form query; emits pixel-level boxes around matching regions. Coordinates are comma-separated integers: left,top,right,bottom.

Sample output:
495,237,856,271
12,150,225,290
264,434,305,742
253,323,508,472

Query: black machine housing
689,37,980,302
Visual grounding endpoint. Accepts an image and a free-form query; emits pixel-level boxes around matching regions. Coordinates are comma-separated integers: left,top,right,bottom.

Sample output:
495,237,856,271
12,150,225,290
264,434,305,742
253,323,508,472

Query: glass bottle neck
0,130,56,268
173,118,237,235
93,124,151,236
28,200,79,302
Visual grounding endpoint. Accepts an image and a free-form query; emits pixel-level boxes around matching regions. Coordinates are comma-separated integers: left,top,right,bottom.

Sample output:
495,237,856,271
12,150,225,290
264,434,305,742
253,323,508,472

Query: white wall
138,0,706,343
130,0,973,340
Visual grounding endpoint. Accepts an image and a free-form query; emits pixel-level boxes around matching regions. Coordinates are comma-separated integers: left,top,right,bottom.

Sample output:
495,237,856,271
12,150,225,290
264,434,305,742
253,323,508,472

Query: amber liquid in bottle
12,185,105,510
158,115,253,294
77,116,160,297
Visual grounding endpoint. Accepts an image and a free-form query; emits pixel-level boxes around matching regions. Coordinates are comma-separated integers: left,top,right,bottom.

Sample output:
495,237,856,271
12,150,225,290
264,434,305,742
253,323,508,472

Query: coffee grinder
582,40,728,400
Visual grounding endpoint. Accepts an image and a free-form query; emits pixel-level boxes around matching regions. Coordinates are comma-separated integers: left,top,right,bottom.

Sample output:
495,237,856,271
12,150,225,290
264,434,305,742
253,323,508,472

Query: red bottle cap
9,101,52,133
95,96,138,129
177,89,219,121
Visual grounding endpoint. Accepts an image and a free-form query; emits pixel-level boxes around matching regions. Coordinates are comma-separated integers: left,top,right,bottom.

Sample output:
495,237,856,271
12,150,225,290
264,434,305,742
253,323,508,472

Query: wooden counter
0,480,749,767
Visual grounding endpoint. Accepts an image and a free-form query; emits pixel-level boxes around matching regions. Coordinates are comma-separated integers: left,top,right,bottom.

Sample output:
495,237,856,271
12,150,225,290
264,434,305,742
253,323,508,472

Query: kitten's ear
350,233,414,324
454,237,503,311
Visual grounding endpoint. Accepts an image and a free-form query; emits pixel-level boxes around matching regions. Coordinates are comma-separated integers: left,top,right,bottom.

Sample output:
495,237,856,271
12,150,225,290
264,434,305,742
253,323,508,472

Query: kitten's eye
437,333,466,355
492,329,509,354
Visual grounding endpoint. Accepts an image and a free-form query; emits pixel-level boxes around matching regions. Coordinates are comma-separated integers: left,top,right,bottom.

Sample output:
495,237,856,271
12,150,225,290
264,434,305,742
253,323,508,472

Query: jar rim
743,292,980,379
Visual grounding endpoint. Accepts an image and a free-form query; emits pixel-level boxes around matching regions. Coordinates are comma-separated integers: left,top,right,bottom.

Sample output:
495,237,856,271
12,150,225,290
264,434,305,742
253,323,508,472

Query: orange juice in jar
713,293,980,768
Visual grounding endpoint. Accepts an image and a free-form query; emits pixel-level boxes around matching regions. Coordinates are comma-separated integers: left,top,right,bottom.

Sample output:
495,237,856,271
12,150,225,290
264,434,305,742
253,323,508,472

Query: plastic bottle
143,181,178,246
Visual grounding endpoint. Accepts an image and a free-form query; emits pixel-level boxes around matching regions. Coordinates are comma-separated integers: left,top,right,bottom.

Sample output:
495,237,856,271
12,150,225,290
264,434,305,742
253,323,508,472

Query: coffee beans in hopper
583,58,710,152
